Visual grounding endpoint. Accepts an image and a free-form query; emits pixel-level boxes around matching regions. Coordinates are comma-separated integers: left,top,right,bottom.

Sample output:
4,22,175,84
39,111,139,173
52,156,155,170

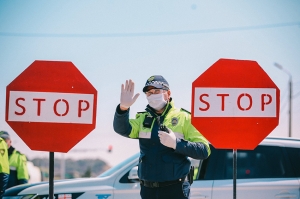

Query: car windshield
98,153,139,177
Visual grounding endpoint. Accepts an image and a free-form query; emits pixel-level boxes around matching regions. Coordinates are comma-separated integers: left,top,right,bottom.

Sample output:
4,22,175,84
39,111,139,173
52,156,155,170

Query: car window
213,145,295,179
196,145,218,180
120,170,135,183
99,153,139,177
285,147,300,177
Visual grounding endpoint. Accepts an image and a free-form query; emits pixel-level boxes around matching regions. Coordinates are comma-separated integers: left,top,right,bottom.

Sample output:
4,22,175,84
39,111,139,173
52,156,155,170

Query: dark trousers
140,181,190,199
0,173,9,199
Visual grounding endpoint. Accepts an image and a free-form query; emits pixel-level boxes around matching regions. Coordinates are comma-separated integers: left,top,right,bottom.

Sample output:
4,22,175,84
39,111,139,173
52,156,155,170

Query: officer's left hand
158,128,177,149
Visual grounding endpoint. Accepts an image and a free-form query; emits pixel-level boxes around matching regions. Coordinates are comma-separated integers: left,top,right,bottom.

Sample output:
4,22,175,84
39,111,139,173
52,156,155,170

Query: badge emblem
147,76,155,82
171,117,178,126
0,149,4,156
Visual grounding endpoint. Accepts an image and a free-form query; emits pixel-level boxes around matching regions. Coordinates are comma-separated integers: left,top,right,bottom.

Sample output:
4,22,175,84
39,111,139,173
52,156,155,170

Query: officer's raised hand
158,128,177,149
120,79,140,111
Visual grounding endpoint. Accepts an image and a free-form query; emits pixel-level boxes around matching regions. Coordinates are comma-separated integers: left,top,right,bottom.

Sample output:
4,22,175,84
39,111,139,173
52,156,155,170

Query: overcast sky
0,0,300,167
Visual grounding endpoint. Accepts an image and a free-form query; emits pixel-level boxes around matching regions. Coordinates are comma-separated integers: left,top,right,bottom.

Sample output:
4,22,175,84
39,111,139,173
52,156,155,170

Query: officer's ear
6,138,12,148
167,90,171,100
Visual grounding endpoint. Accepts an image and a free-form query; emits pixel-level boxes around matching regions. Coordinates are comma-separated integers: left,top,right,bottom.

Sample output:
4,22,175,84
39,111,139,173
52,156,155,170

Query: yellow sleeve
183,113,211,156
17,153,29,180
0,138,9,174
128,113,145,138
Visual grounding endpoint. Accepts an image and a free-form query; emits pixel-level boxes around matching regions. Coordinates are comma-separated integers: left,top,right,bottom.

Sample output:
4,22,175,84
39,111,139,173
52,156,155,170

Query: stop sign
192,59,280,150
5,60,97,152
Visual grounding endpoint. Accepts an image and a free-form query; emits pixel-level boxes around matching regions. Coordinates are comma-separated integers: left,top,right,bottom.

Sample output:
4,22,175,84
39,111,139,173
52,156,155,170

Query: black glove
159,124,169,133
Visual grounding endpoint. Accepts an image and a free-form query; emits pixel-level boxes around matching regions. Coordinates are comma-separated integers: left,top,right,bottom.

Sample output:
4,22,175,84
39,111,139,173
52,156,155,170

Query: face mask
147,93,167,110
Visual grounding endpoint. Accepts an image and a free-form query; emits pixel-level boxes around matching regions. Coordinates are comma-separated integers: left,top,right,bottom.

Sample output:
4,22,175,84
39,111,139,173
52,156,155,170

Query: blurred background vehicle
4,137,300,199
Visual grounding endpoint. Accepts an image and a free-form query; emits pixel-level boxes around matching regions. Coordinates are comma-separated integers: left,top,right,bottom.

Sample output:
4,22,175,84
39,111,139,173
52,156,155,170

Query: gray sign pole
233,149,237,199
49,152,54,199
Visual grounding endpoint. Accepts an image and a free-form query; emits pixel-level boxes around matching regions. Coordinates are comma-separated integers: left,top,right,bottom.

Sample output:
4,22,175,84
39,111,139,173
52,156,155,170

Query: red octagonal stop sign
191,59,280,150
5,60,97,152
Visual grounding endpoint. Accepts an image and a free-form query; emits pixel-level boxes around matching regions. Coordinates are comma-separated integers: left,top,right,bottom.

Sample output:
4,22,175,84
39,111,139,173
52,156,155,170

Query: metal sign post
49,152,54,199
233,149,237,199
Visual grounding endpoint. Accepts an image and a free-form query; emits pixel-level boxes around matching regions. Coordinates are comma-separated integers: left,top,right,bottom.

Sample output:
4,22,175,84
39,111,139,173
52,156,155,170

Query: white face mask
147,93,167,110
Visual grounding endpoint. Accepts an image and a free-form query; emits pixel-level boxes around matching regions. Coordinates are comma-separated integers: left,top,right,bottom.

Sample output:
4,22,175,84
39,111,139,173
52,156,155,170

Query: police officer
0,131,29,189
0,136,9,199
113,76,210,199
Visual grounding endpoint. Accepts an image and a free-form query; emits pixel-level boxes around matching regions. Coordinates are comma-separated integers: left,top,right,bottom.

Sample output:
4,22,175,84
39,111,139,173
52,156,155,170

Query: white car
4,137,300,199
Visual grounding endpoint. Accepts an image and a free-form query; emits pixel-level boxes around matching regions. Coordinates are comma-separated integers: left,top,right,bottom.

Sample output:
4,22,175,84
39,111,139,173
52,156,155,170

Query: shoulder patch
180,108,191,114
0,149,5,156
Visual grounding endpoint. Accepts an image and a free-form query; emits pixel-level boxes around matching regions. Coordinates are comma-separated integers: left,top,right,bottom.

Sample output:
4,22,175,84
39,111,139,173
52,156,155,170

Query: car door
113,166,141,199
285,146,300,196
212,145,300,199
112,149,217,199
190,145,218,199
190,177,213,199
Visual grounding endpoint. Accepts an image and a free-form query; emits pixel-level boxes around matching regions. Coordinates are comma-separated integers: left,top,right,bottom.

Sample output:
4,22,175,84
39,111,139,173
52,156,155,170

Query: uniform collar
8,146,15,156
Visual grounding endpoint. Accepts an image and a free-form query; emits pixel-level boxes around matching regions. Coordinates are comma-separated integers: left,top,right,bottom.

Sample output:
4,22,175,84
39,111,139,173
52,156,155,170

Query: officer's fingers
159,136,167,145
158,132,162,138
129,80,134,92
121,84,125,93
158,131,166,137
166,128,173,134
125,80,130,91
158,134,164,141
128,79,135,92
132,93,140,102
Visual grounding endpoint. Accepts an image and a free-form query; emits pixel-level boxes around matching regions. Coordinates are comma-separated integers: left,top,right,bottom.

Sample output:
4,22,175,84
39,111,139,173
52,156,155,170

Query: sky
0,0,300,167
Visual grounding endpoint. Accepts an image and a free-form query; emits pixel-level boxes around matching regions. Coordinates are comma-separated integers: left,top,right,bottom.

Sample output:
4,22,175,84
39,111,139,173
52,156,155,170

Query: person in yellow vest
0,136,9,199
114,76,210,199
0,131,29,189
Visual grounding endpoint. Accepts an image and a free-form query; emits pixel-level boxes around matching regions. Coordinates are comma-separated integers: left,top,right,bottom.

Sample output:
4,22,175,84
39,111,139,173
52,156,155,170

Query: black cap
0,131,10,140
143,75,169,92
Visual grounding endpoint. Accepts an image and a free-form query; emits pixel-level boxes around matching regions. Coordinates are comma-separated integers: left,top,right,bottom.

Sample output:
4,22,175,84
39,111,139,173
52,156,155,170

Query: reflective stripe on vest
138,131,184,139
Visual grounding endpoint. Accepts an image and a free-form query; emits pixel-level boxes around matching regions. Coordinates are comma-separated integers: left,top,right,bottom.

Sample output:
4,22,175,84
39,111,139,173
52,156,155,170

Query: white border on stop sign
7,91,94,124
193,88,276,117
